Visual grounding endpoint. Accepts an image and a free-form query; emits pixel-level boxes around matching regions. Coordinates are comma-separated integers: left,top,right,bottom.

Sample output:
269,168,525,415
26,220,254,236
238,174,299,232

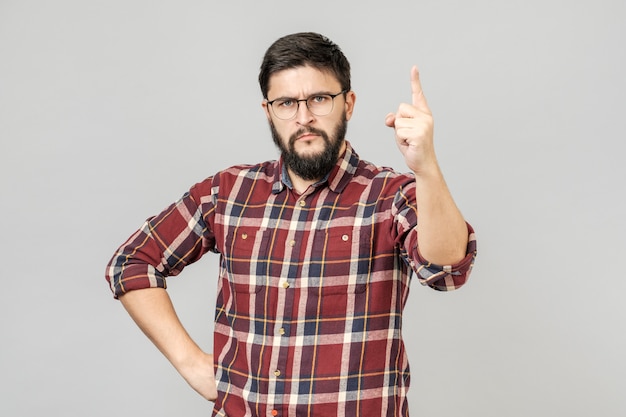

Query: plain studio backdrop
1,1,624,416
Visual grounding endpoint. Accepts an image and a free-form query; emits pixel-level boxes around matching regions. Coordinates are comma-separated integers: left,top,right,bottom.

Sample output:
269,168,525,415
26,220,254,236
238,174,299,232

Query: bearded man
106,32,477,417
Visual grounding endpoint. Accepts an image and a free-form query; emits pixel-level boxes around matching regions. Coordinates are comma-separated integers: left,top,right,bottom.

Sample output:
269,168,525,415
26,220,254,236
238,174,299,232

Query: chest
212,185,398,290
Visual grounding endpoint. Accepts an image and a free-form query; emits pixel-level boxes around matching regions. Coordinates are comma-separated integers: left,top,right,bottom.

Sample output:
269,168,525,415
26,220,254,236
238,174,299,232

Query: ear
344,90,356,121
261,100,272,122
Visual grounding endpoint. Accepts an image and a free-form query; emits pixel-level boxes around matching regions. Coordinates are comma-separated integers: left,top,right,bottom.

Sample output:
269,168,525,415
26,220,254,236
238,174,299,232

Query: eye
310,95,329,104
276,99,294,108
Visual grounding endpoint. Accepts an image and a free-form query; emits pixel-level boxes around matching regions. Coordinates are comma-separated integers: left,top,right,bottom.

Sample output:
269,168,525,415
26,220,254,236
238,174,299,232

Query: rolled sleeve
105,223,170,298
105,180,215,299
392,180,477,291
406,223,477,291
407,223,477,291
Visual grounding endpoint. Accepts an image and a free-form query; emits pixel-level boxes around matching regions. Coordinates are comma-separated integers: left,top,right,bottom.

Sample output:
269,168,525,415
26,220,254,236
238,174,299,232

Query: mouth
293,128,323,143
296,133,319,141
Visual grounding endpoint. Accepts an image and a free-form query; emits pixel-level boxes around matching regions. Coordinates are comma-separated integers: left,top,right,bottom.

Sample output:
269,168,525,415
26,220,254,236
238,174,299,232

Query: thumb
384,112,396,127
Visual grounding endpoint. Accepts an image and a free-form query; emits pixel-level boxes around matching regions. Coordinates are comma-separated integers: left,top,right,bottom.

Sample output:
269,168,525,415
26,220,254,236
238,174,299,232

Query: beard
270,114,348,181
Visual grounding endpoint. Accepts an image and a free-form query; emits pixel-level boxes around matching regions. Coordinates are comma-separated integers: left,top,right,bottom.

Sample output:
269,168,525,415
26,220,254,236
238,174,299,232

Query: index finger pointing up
410,65,429,111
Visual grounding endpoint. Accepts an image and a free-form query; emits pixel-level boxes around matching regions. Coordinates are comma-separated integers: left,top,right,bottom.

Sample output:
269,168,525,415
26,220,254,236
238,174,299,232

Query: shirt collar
272,141,360,195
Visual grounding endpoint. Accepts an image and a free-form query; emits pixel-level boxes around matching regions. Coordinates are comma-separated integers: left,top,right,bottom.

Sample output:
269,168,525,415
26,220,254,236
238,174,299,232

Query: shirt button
342,234,349,241
271,410,278,416
289,240,296,247
282,282,290,289
241,233,248,240
274,369,281,377
299,200,306,207
279,327,285,335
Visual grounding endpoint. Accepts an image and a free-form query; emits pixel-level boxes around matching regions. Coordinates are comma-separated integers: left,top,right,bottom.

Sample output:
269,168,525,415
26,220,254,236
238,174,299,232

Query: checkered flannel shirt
106,142,477,417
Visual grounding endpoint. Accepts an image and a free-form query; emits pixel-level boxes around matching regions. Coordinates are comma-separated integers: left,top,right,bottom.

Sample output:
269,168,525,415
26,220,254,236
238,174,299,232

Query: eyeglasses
266,90,347,120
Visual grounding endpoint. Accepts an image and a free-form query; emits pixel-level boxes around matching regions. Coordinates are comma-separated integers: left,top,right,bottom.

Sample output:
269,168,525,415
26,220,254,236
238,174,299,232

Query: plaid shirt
106,142,477,417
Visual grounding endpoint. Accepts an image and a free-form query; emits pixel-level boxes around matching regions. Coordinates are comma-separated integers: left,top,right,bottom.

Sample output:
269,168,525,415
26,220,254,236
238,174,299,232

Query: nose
295,100,314,125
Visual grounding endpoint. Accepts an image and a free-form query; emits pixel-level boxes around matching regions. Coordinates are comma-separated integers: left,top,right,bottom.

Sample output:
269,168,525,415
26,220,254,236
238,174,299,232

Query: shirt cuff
412,223,477,291
107,263,168,299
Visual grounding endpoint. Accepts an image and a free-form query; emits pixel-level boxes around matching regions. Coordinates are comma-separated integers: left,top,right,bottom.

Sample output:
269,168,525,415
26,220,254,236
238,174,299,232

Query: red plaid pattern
106,142,477,416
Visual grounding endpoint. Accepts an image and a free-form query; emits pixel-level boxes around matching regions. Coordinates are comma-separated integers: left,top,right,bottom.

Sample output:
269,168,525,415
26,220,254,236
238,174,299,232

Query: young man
106,32,477,417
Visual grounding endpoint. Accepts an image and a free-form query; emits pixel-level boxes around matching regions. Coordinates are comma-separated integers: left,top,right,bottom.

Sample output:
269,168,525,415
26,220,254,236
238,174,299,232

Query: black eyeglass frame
266,90,348,120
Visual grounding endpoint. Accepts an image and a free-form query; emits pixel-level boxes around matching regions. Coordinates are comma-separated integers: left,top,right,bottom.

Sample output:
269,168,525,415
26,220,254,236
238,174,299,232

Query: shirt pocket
308,226,372,295
223,227,271,293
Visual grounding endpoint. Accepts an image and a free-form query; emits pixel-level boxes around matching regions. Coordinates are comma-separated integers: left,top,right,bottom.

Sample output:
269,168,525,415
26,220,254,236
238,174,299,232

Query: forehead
267,65,342,98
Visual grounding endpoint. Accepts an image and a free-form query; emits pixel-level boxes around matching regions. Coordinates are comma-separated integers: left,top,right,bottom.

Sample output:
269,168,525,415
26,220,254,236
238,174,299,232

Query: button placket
271,194,307,405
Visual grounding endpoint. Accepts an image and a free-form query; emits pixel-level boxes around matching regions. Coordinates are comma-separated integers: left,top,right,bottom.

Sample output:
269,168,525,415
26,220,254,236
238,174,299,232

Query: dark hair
259,32,351,99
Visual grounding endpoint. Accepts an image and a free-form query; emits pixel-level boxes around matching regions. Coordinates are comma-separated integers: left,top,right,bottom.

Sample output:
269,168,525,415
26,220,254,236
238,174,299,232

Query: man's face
263,66,355,181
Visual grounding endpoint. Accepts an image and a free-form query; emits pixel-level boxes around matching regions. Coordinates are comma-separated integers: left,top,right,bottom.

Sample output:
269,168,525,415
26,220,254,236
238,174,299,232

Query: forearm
386,66,470,266
413,166,468,266
119,288,217,401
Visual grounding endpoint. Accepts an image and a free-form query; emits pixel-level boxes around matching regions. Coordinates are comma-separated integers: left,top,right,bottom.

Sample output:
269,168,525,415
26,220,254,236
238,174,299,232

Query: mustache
289,127,327,144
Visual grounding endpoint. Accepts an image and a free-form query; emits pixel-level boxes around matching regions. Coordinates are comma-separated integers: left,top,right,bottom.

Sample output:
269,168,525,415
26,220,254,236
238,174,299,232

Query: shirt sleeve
393,179,477,291
105,178,216,299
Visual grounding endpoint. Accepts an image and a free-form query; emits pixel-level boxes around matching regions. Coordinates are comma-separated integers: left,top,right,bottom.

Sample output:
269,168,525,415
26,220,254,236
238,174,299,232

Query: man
106,32,477,417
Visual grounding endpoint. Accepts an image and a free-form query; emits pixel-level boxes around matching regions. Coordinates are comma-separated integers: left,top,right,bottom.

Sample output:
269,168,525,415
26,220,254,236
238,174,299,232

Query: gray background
1,0,624,416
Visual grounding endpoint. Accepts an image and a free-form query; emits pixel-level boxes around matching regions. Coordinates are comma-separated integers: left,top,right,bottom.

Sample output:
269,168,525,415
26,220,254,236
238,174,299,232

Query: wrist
173,346,209,374
411,161,444,184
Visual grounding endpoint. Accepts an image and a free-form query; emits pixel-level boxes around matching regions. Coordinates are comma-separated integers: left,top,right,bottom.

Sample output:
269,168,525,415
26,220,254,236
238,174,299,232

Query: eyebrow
269,90,336,101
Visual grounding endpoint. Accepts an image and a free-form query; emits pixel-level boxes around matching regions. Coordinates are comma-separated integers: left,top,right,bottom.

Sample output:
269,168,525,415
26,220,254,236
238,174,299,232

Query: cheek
270,121,293,143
